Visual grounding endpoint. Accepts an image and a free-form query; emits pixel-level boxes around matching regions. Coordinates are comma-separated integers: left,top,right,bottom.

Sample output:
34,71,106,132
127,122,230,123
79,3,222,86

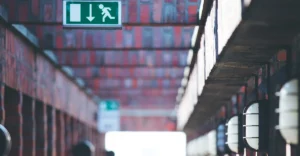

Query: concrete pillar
4,87,23,156
35,101,47,156
22,96,36,156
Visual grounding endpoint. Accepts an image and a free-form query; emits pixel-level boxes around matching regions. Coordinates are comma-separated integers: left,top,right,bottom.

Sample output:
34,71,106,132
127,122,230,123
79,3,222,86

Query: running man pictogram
99,4,115,22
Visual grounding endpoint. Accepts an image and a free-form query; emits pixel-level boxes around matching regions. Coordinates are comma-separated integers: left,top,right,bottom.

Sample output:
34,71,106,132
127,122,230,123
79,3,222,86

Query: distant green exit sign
63,0,122,28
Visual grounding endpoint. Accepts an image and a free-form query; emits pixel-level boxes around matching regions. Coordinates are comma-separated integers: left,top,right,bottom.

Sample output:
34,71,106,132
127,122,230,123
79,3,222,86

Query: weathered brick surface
73,67,184,79
3,27,35,96
84,78,181,90
58,51,188,66
5,0,200,24
0,22,98,128
0,19,104,156
121,116,172,131
39,27,194,50
36,54,55,106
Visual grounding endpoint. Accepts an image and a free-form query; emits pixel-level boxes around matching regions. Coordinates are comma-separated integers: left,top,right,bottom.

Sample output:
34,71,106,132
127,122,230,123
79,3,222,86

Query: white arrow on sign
86,4,95,22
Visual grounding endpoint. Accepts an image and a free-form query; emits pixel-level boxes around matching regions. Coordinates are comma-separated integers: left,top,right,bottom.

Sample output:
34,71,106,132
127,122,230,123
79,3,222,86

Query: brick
174,27,182,47
115,30,123,48
143,28,153,47
122,4,127,22
153,28,162,47
18,2,29,21
56,34,64,49
31,0,39,17
7,0,16,20
183,29,192,47
105,32,113,47
56,0,63,21
128,1,137,22
76,30,83,48
44,4,53,22
140,4,150,23
64,31,75,48
5,32,18,89
123,30,133,47
86,33,94,48
152,0,163,22
135,27,142,48
188,5,198,22
93,31,104,48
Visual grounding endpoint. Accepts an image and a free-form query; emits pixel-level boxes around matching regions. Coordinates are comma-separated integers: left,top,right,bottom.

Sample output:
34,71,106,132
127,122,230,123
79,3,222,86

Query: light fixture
0,124,11,156
191,27,199,47
226,114,244,154
183,67,190,77
181,78,188,87
177,88,184,95
216,120,230,155
176,95,181,102
243,100,269,152
275,78,299,145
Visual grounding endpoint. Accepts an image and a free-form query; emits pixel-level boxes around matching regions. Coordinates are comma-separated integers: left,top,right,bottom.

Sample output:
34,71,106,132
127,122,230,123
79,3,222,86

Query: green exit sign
63,0,122,28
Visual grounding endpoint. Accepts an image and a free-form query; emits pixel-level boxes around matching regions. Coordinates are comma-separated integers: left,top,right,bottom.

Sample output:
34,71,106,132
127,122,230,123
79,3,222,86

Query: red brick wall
120,116,175,131
0,16,105,156
1,86,105,156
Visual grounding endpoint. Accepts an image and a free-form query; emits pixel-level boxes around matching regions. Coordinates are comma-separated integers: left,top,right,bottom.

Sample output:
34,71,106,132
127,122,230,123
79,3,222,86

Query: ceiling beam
97,96,176,104
120,109,176,117
76,75,184,79
95,88,177,96
59,64,188,68
87,86,180,90
8,21,198,27
81,77,183,80
45,47,192,51
72,67,185,79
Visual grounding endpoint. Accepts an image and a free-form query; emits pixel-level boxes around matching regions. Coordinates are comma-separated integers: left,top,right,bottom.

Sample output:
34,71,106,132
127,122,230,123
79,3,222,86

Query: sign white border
63,0,122,28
